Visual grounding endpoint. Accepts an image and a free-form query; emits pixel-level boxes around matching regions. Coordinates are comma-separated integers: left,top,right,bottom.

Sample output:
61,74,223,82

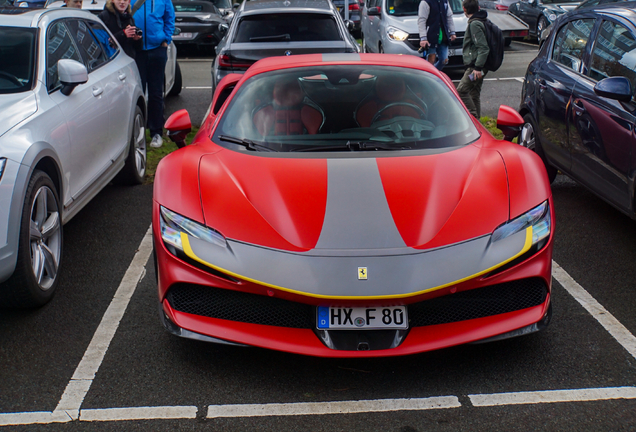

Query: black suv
212,0,360,91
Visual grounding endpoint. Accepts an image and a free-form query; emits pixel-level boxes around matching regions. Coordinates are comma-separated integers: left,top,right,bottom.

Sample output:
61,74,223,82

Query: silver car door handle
92,87,104,97
118,73,126,81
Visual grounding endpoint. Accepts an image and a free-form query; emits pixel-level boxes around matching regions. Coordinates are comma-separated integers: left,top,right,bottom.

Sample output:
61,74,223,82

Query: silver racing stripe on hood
181,227,533,299
322,53,361,62
315,158,406,250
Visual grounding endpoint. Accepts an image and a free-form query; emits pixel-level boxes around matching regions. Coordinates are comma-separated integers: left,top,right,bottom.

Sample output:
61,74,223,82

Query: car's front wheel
520,113,558,183
0,170,62,308
115,106,146,185
168,62,182,97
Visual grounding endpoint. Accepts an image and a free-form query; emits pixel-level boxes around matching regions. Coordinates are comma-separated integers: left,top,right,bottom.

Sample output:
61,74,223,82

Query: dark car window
387,0,419,16
551,19,595,71
85,19,118,60
0,27,36,94
212,0,231,8
589,20,636,95
66,19,109,71
234,14,341,42
46,20,83,92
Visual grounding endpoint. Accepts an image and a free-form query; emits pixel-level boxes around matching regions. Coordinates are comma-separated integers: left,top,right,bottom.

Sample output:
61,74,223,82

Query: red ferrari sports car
153,53,554,357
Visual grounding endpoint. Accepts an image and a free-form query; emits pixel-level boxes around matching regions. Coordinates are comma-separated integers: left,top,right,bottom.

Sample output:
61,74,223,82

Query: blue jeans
423,44,449,71
135,46,168,137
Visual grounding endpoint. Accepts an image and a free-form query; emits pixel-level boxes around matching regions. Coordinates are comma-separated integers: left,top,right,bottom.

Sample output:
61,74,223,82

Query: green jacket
462,10,490,72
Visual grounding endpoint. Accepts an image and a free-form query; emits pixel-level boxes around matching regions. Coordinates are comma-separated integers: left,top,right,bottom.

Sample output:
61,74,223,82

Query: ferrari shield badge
358,267,368,280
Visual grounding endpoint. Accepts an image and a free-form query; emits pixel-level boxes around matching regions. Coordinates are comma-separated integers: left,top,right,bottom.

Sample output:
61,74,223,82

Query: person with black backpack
457,0,490,119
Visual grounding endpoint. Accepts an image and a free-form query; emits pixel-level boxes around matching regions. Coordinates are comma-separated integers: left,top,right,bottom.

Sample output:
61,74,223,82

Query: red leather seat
253,80,324,136
355,76,426,127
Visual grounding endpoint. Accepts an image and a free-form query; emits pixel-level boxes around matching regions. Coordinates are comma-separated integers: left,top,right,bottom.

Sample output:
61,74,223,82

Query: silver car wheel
29,185,61,291
133,110,147,178
519,121,536,151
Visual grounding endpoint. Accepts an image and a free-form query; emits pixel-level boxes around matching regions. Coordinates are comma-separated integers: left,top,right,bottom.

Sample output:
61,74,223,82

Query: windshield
213,66,479,153
388,0,462,14
234,14,341,42
0,27,37,94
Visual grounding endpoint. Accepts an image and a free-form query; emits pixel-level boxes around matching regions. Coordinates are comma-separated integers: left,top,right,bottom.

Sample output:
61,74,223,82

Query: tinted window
46,20,83,92
234,14,341,42
85,19,118,60
213,66,479,153
0,27,36,94
66,19,109,70
551,19,595,71
589,20,636,95
212,0,231,8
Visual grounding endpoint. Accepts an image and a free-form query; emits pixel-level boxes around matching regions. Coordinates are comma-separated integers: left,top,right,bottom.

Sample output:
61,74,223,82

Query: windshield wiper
292,141,411,152
219,135,276,152
249,34,291,42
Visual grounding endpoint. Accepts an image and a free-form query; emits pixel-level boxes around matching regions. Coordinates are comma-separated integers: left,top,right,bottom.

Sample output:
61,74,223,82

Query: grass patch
480,116,504,140
145,126,199,184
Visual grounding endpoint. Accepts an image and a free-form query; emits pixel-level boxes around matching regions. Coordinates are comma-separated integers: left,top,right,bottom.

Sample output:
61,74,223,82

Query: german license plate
173,32,194,40
317,306,408,330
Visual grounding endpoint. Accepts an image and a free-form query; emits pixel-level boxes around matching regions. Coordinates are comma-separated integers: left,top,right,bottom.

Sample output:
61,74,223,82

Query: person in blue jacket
131,0,175,148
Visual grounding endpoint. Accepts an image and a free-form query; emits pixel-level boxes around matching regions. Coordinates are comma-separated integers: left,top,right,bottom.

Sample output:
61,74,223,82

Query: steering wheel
370,102,427,125
0,71,22,87
372,116,435,141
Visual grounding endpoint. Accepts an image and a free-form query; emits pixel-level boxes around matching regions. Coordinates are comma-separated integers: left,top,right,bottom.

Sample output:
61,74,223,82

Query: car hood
0,92,37,138
198,144,510,252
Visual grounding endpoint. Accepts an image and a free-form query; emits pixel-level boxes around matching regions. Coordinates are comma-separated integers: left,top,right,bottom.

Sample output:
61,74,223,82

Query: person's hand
472,69,483,80
123,25,136,39
450,34,456,42
161,41,168,47
419,40,429,48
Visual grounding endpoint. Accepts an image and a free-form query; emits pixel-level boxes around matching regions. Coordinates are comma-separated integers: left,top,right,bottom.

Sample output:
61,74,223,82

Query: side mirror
219,23,229,34
367,6,381,15
58,59,88,96
594,76,633,102
232,2,240,9
344,19,354,31
165,109,192,149
496,105,524,142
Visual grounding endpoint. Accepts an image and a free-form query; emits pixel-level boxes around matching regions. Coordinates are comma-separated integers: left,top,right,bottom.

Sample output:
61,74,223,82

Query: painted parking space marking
2,230,636,426
552,261,636,360
469,387,636,407
207,397,461,418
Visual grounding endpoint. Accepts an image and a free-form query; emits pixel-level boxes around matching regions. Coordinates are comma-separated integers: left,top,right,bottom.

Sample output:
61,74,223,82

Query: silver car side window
551,18,595,72
46,20,83,92
65,19,109,72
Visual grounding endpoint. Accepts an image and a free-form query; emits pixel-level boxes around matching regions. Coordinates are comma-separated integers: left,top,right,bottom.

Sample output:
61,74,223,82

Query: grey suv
212,0,360,92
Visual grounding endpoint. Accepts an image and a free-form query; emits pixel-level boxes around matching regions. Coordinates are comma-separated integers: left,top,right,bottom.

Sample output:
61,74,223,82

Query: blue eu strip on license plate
317,306,408,330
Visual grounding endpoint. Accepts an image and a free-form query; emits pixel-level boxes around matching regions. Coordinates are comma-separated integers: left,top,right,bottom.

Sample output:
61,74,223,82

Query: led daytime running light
491,201,550,244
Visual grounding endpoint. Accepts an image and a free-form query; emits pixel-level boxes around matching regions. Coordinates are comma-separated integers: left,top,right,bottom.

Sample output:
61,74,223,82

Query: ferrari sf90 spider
153,53,554,357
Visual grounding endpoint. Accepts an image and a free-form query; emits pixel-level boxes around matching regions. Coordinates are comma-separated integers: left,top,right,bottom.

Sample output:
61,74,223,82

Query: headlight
0,158,6,182
387,27,409,42
195,14,215,21
160,206,227,254
491,201,551,247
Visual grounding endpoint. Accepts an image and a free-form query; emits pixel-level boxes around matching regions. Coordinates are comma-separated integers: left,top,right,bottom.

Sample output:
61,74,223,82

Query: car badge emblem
283,0,290,5
354,317,365,327
284,50,292,56
358,267,367,280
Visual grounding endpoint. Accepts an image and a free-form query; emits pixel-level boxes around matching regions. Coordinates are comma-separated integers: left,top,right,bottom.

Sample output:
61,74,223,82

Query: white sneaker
150,134,163,148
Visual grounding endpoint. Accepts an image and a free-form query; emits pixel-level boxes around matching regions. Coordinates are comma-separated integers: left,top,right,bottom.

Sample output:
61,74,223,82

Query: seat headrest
376,76,406,103
273,79,304,107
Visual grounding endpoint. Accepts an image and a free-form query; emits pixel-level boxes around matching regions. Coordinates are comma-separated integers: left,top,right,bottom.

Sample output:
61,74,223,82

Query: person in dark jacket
418,0,456,70
132,0,175,148
98,0,142,59
457,0,489,119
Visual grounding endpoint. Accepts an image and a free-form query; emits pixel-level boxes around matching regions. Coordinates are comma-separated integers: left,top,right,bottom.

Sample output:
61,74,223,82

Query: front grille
167,283,315,328
167,278,547,330
408,278,548,327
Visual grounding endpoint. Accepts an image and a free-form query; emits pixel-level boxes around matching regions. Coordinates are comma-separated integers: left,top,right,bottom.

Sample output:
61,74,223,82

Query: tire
537,16,548,39
520,113,558,183
0,170,62,308
115,106,146,185
168,61,182,97
379,43,384,54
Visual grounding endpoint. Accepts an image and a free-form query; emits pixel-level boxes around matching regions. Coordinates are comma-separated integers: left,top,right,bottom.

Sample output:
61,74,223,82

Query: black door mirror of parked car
219,23,229,34
367,6,381,15
57,59,88,96
594,76,633,103
232,2,240,9
344,19,354,31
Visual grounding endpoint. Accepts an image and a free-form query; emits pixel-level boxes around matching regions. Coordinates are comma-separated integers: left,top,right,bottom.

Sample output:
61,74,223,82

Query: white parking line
207,397,461,418
80,406,198,422
52,227,154,421
469,387,636,407
184,86,213,89
552,261,636,360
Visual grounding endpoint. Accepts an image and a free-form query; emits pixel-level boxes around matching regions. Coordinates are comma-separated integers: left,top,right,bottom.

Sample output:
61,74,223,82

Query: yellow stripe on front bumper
180,227,534,300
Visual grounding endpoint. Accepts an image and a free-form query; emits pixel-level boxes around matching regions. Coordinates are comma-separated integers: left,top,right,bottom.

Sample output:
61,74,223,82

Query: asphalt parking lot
1,43,635,430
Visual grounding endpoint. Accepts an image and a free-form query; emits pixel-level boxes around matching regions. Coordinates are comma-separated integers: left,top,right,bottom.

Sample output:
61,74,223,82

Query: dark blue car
519,2,636,219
